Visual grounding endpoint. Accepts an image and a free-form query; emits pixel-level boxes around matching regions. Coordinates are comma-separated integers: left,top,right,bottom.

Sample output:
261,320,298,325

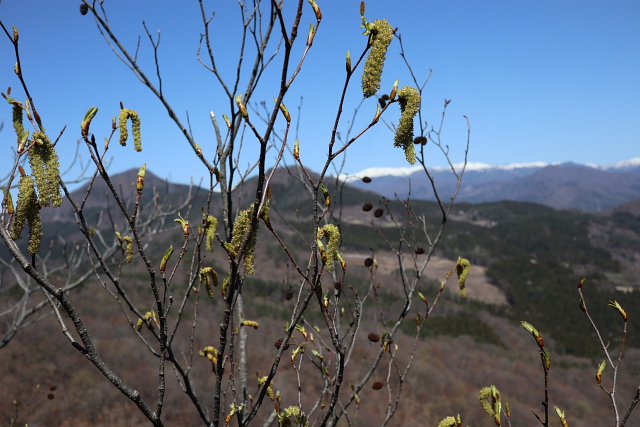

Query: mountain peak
345,158,640,212
346,158,640,180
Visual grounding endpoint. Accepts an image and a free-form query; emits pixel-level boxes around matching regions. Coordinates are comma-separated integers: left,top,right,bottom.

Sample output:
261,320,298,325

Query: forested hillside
2,169,639,426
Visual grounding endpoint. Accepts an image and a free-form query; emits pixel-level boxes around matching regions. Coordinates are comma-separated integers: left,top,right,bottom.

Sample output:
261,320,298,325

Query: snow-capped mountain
346,158,640,212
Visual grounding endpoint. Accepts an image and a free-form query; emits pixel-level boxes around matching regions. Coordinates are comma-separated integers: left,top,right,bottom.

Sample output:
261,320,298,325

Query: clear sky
1,1,639,187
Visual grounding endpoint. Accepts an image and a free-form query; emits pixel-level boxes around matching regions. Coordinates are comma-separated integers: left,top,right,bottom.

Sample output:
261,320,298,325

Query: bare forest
1,2,638,427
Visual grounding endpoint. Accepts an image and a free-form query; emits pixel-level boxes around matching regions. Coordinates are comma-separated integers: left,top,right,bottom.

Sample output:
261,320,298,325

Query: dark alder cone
414,136,427,145
368,333,380,342
79,3,89,15
372,382,384,390
274,338,291,350
362,176,372,183
47,393,55,400
374,208,384,218
415,247,425,254
285,291,294,301
362,203,373,212
364,258,373,267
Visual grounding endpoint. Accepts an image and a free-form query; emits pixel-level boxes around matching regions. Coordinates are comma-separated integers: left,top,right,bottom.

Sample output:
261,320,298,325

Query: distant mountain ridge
346,158,640,212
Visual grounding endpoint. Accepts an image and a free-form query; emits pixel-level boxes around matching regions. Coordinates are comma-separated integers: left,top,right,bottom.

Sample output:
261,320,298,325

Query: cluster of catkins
7,99,62,255
360,15,421,165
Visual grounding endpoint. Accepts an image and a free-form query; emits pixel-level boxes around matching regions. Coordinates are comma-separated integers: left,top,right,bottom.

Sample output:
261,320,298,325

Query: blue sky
1,1,639,187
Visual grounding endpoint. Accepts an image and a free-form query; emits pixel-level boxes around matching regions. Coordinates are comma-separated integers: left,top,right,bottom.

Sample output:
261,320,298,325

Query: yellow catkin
456,257,471,297
317,224,341,271
437,417,457,427
242,320,259,329
200,346,218,368
11,174,43,255
479,386,496,415
119,108,142,152
478,384,501,425
199,267,218,298
28,132,63,207
361,19,394,98
10,175,34,240
226,204,258,275
124,236,134,263
11,100,26,143
278,406,309,427
394,86,421,165
258,376,276,400
205,215,218,252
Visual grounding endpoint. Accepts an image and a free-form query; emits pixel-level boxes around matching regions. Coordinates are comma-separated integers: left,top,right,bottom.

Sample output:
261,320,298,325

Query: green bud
596,360,606,384
174,212,190,237
308,0,322,21
17,129,29,154
223,114,232,129
418,292,428,304
578,277,586,289
389,79,399,101
609,300,628,321
137,164,146,192
4,188,14,215
554,406,569,427
293,139,300,160
320,184,331,207
160,245,174,272
275,98,291,122
542,348,551,372
235,94,248,118
81,106,99,138
307,23,316,46
521,321,544,348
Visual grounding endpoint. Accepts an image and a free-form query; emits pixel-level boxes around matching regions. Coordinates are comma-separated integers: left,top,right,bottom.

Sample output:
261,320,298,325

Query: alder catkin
11,174,43,255
11,101,26,144
394,86,421,165
205,215,218,252
119,108,142,152
317,224,341,271
226,204,258,275
361,19,394,98
29,132,62,207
